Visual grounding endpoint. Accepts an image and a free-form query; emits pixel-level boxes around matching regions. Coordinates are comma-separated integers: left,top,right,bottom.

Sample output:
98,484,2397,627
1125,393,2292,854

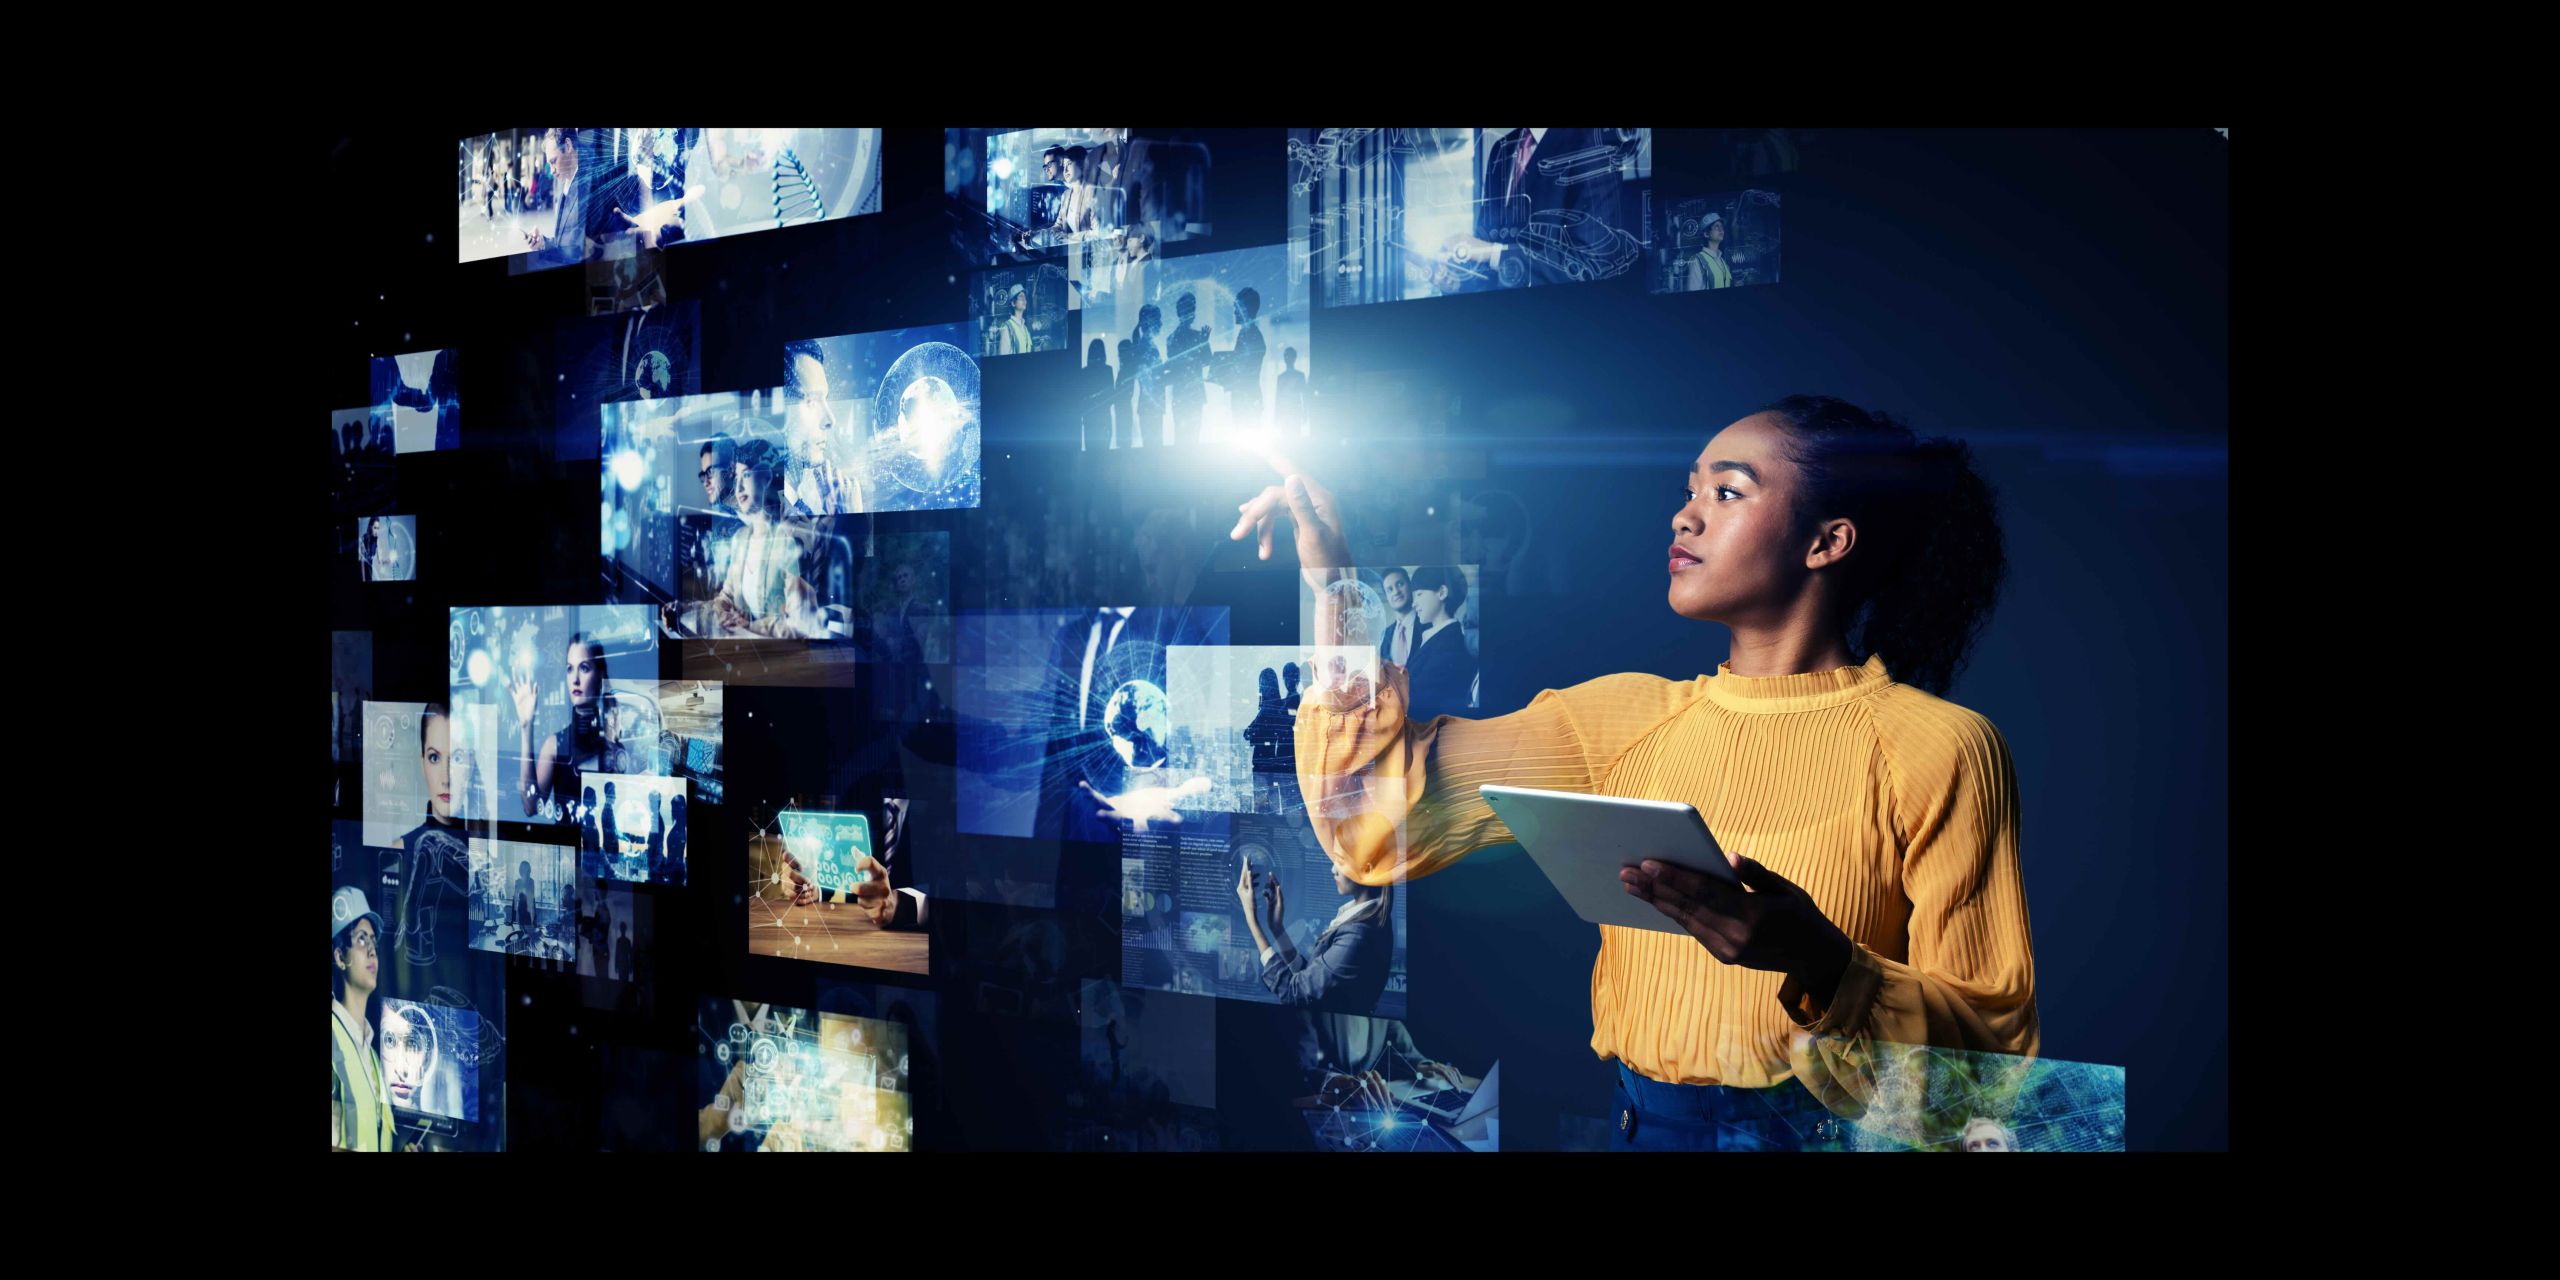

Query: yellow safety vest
332,1003,399,1152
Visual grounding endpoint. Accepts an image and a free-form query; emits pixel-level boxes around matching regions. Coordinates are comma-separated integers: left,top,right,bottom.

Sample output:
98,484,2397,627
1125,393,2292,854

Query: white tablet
1479,784,1738,935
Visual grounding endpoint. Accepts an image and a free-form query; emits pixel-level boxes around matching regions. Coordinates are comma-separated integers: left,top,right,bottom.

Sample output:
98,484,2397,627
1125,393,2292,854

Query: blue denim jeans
1607,1063,1855,1151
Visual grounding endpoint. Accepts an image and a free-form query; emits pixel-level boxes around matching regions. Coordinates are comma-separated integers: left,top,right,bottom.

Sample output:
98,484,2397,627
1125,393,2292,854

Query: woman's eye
1717,486,1742,501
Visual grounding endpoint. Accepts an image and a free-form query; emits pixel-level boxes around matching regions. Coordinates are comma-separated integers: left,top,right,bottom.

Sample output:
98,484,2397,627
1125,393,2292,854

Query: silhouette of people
1111,339,1134,448
513,858,537,951
1244,667,1297,811
1282,662,1304,716
1275,346,1308,437
665,794,687,885
614,920,633,982
599,782,621,874
1223,287,1267,431
646,792,665,883
1084,338,1116,450
1163,292,1208,446
580,786,600,854
1129,304,1165,448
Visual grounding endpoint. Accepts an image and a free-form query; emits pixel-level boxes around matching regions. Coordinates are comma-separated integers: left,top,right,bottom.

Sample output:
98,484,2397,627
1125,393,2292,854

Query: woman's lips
1668,545,1702,572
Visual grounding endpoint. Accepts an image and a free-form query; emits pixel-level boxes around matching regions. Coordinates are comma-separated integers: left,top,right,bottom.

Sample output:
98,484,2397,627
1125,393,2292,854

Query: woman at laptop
1232,396,2036,1151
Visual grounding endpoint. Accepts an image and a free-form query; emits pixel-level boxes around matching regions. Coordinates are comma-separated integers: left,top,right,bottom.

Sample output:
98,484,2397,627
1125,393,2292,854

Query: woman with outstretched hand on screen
1232,396,2037,1151
510,632,624,822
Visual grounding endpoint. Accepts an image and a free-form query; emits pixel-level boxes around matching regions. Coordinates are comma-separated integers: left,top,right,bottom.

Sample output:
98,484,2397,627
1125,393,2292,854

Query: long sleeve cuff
1777,943,1888,1038
894,887,927,929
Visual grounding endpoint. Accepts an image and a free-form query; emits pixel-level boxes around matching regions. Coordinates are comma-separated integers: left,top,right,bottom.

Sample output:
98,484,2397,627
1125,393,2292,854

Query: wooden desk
682,639,860,688
748,896,930,974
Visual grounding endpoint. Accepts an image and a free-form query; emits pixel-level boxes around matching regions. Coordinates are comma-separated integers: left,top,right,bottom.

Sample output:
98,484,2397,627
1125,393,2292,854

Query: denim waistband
1615,1062,1819,1121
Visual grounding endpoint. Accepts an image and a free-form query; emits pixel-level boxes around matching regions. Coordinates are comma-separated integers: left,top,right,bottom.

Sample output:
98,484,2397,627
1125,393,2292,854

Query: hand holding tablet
1479,785,1738,936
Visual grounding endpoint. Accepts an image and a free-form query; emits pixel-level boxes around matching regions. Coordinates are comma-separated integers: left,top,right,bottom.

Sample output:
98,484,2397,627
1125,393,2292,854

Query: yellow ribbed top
1295,653,2038,1106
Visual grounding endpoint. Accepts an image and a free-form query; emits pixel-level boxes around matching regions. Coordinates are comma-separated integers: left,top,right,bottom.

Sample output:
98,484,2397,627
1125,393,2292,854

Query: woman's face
1333,869,1355,896
1668,413,1815,623
381,1007,430,1109
420,714,453,820
734,464,765,521
1413,585,1449,625
565,643,603,707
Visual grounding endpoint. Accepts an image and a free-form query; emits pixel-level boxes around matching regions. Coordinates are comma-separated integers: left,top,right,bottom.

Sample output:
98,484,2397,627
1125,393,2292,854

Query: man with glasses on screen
672,435,742,627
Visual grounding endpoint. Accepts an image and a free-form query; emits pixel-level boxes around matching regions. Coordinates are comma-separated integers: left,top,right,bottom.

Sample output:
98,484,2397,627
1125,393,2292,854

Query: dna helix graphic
772,148,825,229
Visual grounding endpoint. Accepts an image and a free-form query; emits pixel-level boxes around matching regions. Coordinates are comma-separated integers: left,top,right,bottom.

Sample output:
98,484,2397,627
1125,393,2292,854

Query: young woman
1234,859,1392,1012
708,440,818,637
510,632,629,821
1401,567,1477,722
387,706,470,968
1232,395,2036,1151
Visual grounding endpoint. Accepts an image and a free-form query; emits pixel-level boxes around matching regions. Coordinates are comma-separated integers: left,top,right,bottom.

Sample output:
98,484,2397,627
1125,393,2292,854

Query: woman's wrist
1794,933,1856,1010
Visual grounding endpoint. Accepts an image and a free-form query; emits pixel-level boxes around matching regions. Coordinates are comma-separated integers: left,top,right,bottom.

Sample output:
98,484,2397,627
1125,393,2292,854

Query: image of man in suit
526,128,605,268
1433,127,1633,293
1376,568,1418,669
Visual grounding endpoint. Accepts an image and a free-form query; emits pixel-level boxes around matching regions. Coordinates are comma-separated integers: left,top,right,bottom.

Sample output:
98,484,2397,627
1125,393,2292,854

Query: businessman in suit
1433,127,1631,293
777,795,929,930
526,127,617,268
1034,607,1204,840
1374,567,1418,669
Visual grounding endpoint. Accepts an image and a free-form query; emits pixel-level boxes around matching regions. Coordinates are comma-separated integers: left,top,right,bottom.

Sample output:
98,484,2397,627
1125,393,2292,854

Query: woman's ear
1806,517,1858,570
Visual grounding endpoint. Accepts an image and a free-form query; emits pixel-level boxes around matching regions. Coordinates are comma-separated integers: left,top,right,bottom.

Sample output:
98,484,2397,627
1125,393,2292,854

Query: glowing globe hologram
1102,680,1171,770
871,341,980,505
634,349,674,398
1324,578,1386,645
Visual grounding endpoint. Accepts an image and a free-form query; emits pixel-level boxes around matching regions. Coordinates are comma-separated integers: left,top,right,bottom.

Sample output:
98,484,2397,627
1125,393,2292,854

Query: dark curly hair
1757,395,2006,696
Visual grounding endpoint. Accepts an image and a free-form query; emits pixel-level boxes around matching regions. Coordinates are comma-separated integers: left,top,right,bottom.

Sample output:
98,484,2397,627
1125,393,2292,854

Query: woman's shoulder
1539,670,1707,722
1868,681,2013,775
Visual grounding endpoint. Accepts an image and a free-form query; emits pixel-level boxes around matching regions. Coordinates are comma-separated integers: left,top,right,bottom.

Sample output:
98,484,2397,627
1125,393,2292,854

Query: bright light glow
468,650,493,687
612,450,648,491
991,156,1015,183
